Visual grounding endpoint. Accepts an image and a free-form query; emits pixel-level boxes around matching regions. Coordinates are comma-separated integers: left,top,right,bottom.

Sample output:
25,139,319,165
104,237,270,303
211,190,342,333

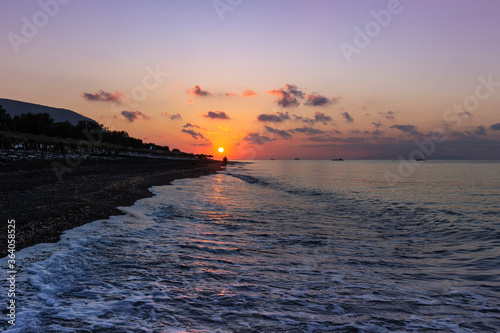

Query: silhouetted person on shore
223,156,228,168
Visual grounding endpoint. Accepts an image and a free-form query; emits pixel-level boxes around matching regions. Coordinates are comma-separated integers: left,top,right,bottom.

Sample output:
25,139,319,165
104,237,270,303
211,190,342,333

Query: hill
0,98,95,125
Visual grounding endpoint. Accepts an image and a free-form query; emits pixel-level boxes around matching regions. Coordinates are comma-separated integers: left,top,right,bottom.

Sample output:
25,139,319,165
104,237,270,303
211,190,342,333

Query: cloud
297,137,500,160
472,125,486,136
161,112,182,120
242,132,274,145
293,113,332,124
192,142,213,147
371,130,384,136
82,90,124,103
293,126,327,135
257,112,290,122
264,125,292,140
390,124,420,135
303,136,367,144
183,123,201,129
187,85,212,97
292,114,315,125
350,129,377,135
204,111,231,120
450,131,468,139
303,136,333,142
265,83,304,108
285,83,305,98
378,111,397,120
341,112,354,123
490,123,500,131
242,89,258,97
121,111,150,122
314,112,333,123
304,93,336,106
449,130,491,142
226,92,239,97
181,129,205,140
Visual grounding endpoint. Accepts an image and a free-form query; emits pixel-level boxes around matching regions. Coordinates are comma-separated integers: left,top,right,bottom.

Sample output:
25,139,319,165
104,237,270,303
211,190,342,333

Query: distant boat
331,158,344,161
294,158,300,160
270,158,275,160
415,158,425,161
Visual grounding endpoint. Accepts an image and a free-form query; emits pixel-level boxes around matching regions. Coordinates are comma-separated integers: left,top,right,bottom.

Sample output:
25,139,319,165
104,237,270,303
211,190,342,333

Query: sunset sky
1,0,500,159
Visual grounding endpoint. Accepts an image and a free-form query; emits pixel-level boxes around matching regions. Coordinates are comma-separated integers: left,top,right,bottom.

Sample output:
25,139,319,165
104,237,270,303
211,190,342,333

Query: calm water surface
1,160,499,332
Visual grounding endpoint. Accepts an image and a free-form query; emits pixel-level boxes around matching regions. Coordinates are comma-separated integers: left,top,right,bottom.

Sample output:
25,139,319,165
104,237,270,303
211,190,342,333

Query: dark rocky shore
0,157,223,257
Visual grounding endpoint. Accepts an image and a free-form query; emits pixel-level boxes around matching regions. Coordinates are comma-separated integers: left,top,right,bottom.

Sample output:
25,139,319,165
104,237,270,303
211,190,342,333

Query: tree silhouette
11,112,55,134
46,121,76,139
0,105,12,131
76,120,103,134
1,111,173,154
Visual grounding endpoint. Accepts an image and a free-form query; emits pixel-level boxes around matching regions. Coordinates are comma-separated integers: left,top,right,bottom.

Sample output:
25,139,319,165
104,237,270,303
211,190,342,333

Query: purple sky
1,0,499,159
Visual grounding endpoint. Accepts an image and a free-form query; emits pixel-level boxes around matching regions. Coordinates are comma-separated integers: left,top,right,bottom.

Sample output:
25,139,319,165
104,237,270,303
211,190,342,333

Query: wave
222,170,500,252
225,172,265,185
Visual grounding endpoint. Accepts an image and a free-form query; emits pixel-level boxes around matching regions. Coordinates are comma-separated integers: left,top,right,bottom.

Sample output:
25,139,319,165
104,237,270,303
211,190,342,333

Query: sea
1,160,499,332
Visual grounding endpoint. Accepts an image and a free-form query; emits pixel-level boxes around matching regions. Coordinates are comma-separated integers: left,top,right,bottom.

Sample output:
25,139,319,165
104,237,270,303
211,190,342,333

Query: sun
218,147,224,153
